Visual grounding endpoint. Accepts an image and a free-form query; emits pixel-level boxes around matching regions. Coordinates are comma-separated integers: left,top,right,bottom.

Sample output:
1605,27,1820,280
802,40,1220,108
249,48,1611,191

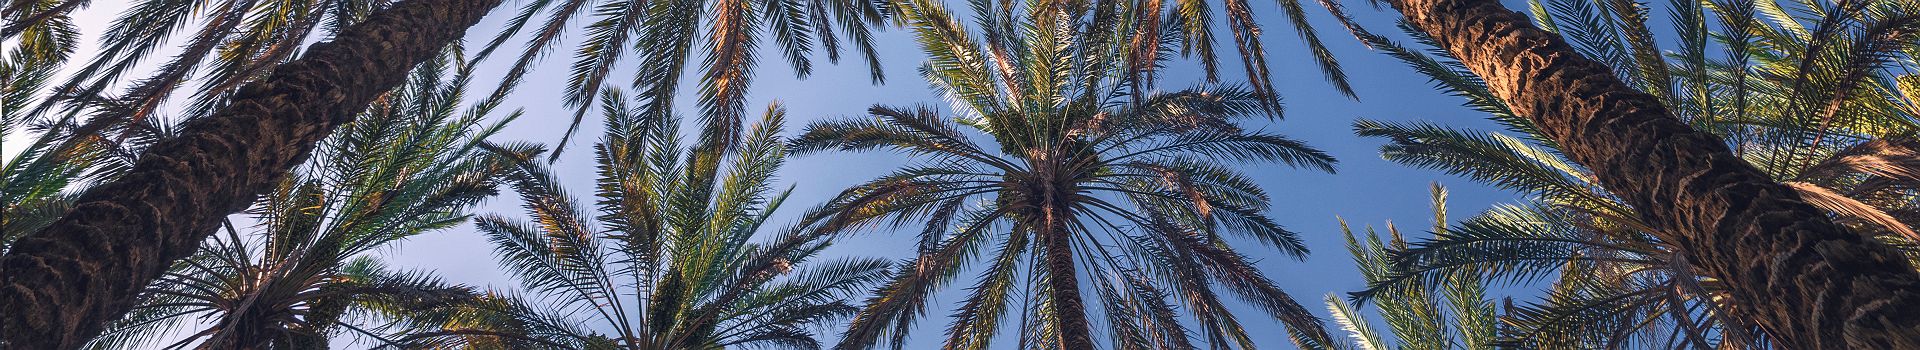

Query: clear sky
32,0,1535,348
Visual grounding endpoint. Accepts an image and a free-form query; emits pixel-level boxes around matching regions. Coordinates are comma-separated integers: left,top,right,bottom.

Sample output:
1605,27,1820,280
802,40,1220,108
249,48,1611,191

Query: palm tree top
789,2,1340,348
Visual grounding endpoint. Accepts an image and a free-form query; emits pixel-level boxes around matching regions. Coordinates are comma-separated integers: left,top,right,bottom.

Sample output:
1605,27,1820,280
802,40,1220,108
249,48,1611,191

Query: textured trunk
0,0,502,347
1038,208,1095,349
1386,0,1920,347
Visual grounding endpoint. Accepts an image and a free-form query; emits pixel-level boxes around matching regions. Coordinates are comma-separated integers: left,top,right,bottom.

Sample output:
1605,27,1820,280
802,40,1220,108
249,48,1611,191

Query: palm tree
1046,0,1369,111
1325,185,1505,350
0,0,503,346
82,55,517,349
791,1,1337,348
399,96,891,349
1356,0,1920,346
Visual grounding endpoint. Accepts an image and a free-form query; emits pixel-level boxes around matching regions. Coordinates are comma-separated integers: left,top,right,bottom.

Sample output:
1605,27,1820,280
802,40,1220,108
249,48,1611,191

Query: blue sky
384,1,1528,348
24,0,1537,348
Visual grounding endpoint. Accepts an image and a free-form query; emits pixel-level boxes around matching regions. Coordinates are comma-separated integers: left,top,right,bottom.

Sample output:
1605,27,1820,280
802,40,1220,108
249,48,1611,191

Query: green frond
1324,294,1387,350
1354,119,1628,217
468,98,867,349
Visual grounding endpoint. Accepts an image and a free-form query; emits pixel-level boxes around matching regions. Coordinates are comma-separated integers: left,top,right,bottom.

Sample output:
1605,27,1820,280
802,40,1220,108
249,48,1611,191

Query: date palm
1041,0,1369,111
80,55,517,350
402,96,890,349
1353,0,1920,346
0,0,503,345
792,1,1337,348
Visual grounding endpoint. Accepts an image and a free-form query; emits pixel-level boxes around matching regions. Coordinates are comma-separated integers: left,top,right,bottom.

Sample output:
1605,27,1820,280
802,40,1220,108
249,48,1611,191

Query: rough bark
0,0,503,347
1385,0,1920,347
1038,209,1096,349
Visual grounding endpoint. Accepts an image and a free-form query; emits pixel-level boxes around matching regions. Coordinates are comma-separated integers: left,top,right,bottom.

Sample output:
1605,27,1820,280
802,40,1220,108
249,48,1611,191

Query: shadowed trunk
0,0,503,347
1385,0,1920,347
1038,207,1095,349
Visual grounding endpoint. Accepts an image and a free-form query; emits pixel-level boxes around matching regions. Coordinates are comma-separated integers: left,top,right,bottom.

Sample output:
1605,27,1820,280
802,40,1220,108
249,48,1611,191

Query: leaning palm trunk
0,0,502,347
1384,0,1920,347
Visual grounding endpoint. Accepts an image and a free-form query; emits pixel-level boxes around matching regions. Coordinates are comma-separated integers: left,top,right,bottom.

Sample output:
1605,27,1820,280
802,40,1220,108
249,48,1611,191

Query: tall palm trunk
1385,0,1920,347
1038,204,1095,349
0,0,502,347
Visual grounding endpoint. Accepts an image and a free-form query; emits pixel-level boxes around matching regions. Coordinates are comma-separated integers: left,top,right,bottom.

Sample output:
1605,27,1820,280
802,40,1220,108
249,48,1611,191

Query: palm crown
790,1,1341,348
408,93,890,349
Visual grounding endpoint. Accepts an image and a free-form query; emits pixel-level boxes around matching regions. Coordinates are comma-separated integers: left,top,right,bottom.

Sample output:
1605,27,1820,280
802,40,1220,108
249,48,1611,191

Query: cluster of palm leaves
390,95,894,349
2,75,114,248
3,0,431,136
3,46,897,349
468,0,1370,157
1344,0,1920,347
787,1,1344,349
1325,185,1505,350
6,0,1389,346
470,0,895,156
3,0,1365,156
44,0,1920,346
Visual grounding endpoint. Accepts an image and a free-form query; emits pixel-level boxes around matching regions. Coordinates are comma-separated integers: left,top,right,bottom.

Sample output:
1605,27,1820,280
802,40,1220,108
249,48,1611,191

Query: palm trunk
1385,0,1920,347
0,0,502,347
1038,208,1095,349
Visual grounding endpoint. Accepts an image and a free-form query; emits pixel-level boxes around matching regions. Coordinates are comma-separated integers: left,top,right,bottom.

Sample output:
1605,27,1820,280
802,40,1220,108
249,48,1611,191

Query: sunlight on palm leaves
474,0,892,159
403,95,891,349
3,0,439,139
80,51,519,350
1351,0,1920,347
792,1,1338,348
